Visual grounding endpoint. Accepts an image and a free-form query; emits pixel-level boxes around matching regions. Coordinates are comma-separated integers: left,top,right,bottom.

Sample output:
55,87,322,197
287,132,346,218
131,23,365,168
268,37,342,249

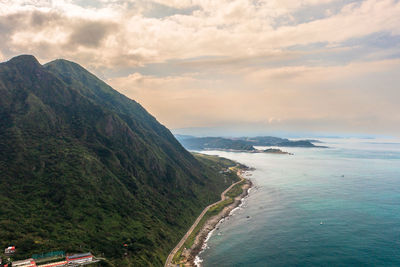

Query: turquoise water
199,138,400,266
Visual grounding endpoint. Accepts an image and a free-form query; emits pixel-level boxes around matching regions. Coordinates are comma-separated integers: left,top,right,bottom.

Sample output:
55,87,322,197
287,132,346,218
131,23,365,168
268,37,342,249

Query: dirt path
164,173,245,267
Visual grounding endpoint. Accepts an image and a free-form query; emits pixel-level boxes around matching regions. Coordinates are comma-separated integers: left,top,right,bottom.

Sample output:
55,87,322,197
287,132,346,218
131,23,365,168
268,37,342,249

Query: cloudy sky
1,0,400,136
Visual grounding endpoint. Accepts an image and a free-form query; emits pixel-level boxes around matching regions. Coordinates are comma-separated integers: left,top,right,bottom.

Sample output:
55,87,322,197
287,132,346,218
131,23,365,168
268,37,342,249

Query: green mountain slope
0,55,238,266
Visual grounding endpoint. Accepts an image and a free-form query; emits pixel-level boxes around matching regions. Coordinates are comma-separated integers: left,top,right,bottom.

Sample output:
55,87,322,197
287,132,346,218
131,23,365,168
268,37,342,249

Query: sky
1,0,400,137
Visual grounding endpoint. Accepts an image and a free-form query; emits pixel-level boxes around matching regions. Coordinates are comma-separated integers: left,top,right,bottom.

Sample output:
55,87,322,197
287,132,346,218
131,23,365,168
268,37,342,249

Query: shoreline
181,171,253,266
200,148,293,155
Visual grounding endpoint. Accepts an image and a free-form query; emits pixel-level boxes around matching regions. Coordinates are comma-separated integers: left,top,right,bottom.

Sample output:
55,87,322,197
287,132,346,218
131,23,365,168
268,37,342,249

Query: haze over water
199,138,400,266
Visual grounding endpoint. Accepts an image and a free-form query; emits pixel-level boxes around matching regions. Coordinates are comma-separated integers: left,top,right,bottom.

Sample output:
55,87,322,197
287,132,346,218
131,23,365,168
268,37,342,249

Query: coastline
181,171,253,266
201,147,293,155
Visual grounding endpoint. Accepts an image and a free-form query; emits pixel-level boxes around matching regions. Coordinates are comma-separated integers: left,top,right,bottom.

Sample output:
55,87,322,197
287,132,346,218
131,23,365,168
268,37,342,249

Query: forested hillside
0,55,238,266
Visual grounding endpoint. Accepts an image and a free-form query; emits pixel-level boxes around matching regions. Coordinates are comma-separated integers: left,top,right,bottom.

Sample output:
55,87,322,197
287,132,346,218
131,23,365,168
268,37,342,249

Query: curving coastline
181,173,253,266
164,168,253,267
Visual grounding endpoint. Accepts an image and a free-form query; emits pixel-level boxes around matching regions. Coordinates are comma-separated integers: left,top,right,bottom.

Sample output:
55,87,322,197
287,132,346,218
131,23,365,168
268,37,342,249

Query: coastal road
164,171,245,267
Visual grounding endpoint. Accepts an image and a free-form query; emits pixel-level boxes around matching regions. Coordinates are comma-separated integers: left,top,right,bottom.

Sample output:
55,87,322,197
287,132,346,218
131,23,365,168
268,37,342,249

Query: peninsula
175,135,326,151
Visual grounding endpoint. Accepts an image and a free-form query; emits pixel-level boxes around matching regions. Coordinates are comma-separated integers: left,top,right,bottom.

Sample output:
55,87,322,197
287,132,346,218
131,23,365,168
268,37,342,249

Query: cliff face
0,55,236,266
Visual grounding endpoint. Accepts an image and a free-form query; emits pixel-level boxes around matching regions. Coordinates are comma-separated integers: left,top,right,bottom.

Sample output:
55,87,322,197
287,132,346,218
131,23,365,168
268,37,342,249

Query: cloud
67,20,117,48
246,58,400,84
150,0,195,9
107,57,400,135
1,0,400,135
2,0,400,67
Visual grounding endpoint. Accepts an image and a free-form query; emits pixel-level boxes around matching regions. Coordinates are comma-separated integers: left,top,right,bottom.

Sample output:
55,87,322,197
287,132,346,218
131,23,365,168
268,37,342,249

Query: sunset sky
1,0,400,136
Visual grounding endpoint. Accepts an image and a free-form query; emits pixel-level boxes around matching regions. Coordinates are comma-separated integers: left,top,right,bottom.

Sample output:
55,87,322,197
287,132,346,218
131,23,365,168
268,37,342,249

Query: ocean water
199,138,400,266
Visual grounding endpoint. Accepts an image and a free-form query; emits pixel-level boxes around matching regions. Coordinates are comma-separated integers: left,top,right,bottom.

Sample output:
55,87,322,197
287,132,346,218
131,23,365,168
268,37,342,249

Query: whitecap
194,255,203,267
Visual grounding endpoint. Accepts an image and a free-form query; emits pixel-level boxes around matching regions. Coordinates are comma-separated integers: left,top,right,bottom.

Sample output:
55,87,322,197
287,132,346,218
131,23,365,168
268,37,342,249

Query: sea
197,138,400,266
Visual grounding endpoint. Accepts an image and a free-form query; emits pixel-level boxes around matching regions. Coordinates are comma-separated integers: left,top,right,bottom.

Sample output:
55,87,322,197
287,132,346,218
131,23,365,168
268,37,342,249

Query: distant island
261,148,293,155
175,135,326,152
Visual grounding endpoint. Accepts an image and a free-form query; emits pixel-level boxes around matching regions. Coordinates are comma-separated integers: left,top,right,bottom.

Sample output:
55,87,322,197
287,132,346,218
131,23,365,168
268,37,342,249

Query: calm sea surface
199,138,400,266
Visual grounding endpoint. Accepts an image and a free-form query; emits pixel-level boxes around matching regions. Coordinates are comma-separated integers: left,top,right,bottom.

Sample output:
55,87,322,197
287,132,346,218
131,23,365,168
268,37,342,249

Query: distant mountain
176,136,255,151
241,136,323,147
176,135,325,151
0,55,238,266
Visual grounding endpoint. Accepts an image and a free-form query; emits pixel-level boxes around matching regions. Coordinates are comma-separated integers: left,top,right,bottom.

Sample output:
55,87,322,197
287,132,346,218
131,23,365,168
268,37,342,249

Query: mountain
176,135,324,151
244,136,323,147
176,136,255,151
0,55,239,266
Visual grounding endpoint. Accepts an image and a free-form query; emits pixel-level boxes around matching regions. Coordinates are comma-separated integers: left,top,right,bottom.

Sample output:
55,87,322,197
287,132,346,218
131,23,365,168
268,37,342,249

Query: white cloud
1,0,400,134
1,0,400,67
151,0,195,9
106,58,400,135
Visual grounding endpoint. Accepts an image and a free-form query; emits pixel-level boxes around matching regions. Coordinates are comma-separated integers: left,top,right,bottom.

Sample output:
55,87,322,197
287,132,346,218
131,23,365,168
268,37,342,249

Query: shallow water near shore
198,138,400,266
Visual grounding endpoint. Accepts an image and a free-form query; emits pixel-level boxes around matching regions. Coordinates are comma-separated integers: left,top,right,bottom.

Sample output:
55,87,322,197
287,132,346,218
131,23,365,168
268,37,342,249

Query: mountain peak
7,54,41,66
0,55,234,265
4,55,42,75
44,58,97,84
45,58,82,69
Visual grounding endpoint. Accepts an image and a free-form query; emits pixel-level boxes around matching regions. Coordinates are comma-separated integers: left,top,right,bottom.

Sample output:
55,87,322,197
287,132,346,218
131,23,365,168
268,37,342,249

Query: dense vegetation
176,135,323,150
0,55,239,266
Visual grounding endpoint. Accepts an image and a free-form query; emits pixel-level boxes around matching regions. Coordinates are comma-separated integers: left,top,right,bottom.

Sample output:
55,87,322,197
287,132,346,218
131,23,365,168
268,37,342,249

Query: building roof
12,258,36,267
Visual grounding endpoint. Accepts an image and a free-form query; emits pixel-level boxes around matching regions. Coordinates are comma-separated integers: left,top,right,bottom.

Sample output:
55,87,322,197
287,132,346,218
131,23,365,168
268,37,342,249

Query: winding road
164,172,245,267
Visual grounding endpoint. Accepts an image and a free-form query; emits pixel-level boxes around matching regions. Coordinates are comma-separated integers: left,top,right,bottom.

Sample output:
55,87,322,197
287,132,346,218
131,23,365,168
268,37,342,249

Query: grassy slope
0,55,238,266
